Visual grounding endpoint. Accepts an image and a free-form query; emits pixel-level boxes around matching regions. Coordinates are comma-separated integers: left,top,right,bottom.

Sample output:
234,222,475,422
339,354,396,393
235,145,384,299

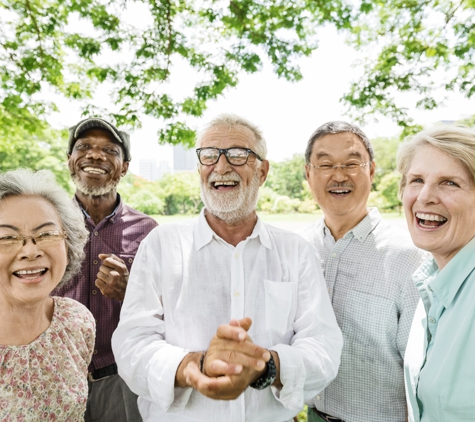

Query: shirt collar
74,193,122,223
323,207,381,242
429,235,475,308
194,208,271,251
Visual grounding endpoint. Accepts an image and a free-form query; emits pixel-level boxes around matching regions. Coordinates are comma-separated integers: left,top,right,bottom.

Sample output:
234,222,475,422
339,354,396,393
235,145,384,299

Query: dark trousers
85,373,142,422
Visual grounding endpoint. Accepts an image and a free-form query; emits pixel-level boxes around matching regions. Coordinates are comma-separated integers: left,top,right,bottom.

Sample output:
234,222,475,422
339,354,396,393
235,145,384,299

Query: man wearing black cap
54,117,158,422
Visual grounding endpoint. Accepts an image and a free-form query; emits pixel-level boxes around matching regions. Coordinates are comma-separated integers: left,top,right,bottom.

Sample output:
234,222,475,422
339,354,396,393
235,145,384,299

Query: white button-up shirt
112,211,343,422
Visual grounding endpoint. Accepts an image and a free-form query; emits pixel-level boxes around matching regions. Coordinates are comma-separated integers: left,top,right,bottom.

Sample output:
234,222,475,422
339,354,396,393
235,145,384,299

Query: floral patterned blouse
0,297,95,421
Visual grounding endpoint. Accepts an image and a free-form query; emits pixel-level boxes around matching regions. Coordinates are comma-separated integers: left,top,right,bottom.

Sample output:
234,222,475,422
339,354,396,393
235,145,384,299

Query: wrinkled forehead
312,132,370,161
199,124,257,149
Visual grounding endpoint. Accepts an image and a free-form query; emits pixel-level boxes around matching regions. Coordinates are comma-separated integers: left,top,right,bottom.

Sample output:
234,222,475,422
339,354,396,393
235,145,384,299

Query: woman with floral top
0,169,95,421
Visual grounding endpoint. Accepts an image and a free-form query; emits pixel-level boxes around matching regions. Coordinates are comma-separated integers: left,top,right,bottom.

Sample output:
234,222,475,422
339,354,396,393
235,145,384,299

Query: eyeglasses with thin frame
307,161,371,175
0,230,67,254
196,147,263,166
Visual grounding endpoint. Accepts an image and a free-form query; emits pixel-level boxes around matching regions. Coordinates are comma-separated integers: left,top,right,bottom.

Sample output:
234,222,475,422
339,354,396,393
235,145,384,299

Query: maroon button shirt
54,196,158,371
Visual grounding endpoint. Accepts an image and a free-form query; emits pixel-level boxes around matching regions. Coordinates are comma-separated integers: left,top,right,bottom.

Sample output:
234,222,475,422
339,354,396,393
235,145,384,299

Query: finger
223,350,267,372
205,358,243,377
216,324,248,342
95,278,107,288
236,317,253,332
99,253,127,269
184,362,244,400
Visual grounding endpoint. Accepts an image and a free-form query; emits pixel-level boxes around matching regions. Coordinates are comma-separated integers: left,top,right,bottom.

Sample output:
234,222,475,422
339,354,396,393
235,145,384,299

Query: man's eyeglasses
307,161,371,175
0,230,67,253
196,147,263,166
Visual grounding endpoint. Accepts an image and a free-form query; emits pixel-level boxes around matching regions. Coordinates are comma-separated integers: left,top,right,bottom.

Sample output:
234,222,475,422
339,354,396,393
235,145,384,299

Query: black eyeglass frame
196,147,263,166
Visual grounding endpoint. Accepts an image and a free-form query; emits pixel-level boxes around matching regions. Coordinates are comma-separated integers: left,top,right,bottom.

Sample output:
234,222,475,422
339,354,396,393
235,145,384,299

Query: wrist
249,350,277,390
175,351,203,388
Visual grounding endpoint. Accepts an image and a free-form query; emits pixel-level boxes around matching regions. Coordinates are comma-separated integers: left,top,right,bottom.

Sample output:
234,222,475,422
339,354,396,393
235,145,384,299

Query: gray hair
397,125,475,197
0,169,88,288
305,121,374,163
196,113,268,160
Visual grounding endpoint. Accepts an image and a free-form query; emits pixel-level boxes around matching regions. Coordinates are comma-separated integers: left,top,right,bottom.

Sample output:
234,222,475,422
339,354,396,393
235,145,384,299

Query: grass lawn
151,211,407,231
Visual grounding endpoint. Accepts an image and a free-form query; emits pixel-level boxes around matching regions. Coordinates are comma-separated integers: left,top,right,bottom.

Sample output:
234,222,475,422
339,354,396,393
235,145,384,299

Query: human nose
417,182,439,204
18,236,43,259
213,151,232,174
86,148,106,161
330,165,349,180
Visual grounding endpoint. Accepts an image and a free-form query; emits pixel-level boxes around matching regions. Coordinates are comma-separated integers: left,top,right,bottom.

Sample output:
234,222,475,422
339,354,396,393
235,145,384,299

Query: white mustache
208,172,242,184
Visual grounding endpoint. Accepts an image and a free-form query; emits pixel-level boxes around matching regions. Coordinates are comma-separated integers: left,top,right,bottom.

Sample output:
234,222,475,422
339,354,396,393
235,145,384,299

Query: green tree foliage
157,172,202,215
266,154,306,200
0,0,352,145
343,1,475,134
2,1,474,142
0,107,72,192
371,136,401,187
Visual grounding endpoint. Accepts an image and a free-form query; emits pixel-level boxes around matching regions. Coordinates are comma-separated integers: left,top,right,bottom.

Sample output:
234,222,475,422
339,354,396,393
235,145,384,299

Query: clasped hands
176,317,276,400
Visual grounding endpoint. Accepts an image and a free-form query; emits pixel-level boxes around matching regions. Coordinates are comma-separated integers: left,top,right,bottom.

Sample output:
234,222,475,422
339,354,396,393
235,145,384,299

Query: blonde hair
397,125,475,198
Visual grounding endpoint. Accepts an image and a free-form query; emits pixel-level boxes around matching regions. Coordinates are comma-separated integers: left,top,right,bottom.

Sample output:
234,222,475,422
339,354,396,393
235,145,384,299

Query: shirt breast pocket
264,279,297,336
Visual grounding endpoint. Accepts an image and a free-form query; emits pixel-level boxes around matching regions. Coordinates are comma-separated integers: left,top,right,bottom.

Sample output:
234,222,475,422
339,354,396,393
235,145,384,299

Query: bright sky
126,27,472,174
48,9,473,175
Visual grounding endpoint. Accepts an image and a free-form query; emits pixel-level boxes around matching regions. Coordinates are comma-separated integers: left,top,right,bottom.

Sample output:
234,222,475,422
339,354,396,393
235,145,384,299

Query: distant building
173,144,197,172
138,159,171,181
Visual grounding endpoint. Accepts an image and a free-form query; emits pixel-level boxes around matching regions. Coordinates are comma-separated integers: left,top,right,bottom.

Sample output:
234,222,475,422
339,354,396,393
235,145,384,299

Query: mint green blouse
404,235,475,421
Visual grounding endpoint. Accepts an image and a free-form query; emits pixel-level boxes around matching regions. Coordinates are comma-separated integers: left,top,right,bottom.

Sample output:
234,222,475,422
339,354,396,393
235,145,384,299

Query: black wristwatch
250,351,277,390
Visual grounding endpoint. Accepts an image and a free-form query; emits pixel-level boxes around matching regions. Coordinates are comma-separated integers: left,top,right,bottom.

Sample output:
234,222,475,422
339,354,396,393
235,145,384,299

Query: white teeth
83,167,106,174
330,190,350,194
16,269,45,275
214,181,238,186
416,213,447,222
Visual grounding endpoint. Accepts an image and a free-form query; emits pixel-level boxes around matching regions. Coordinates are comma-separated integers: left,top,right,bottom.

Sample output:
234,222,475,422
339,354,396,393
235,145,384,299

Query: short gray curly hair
0,169,88,288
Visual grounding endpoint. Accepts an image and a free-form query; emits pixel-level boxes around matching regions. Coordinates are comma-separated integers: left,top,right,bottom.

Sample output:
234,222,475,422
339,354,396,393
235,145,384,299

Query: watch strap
250,351,276,390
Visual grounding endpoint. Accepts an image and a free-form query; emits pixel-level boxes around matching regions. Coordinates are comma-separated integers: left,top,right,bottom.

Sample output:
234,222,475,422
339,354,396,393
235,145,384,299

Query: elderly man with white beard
112,113,343,422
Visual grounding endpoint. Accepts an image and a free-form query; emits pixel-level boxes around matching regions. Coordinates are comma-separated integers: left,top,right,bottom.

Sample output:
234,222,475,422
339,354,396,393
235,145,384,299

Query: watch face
250,352,277,390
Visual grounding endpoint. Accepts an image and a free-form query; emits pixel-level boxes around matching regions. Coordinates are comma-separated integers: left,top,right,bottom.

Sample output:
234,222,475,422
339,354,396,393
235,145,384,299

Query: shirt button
327,287,331,294
94,231,99,236
331,253,337,257
316,395,321,400
429,317,436,324
128,258,133,263
234,291,241,297
234,253,239,258
92,290,97,295
93,260,98,265
93,350,98,355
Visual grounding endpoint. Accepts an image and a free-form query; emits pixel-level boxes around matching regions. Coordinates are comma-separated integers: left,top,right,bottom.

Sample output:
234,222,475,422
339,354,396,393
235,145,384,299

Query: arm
111,234,192,412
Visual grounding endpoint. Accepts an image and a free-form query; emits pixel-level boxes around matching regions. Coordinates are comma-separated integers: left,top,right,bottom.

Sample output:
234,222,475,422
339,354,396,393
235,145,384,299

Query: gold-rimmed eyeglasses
307,161,371,175
0,230,67,253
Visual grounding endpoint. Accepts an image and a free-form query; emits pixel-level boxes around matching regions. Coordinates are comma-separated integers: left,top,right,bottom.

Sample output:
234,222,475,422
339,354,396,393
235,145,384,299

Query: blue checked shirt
299,208,427,422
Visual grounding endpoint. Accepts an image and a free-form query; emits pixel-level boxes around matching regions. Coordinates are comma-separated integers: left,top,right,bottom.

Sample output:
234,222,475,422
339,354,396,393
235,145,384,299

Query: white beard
201,170,261,225
71,173,120,197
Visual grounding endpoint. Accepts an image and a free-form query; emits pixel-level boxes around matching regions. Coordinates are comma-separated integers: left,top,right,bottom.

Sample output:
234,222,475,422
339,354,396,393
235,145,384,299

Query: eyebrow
0,222,59,232
315,151,364,160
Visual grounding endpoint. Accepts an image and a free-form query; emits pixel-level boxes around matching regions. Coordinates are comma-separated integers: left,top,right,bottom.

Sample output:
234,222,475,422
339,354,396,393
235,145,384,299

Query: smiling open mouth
329,189,351,195
82,167,106,175
212,181,239,190
13,268,47,279
416,212,447,228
